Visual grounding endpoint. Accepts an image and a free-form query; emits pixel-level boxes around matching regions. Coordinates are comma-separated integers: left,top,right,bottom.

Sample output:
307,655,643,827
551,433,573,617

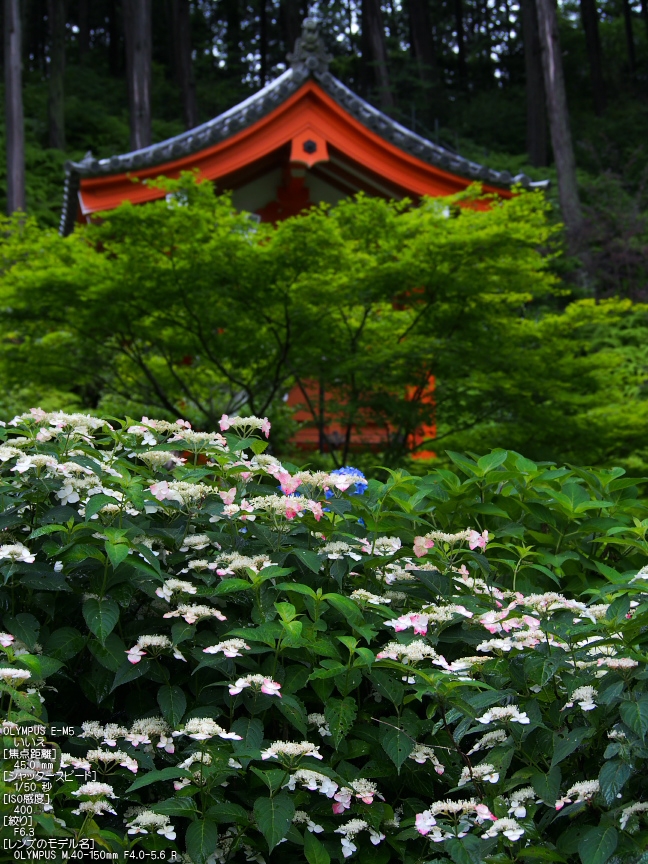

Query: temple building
59,20,546,455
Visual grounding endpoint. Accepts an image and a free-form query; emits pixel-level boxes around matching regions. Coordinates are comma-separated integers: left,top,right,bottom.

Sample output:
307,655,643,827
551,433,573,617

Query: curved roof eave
60,48,549,236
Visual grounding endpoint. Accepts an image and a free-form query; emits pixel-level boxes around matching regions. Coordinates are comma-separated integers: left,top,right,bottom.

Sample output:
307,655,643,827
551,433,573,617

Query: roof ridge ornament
287,18,332,75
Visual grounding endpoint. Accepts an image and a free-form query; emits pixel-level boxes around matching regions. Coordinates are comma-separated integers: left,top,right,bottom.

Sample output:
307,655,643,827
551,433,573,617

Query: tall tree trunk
123,0,152,150
172,0,197,129
4,0,25,214
47,0,66,149
535,0,582,240
361,0,395,110
521,0,548,166
407,0,441,100
621,0,636,79
453,0,468,89
579,0,605,114
78,0,89,60
259,0,267,86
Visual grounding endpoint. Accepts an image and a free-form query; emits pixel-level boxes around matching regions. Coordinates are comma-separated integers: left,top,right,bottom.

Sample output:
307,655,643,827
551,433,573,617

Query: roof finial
287,18,332,75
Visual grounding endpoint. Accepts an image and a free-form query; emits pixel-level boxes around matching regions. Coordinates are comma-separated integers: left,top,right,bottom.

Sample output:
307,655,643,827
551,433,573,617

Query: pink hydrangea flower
149,481,171,501
280,476,303,495
261,679,282,697
385,613,429,635
219,487,237,505
413,536,435,558
126,646,147,664
474,804,497,822
468,529,489,550
332,788,352,813
415,811,437,835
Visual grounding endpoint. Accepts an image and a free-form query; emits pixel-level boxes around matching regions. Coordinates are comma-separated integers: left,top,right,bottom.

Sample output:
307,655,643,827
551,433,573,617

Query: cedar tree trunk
4,0,25,214
535,0,582,239
124,0,152,150
521,0,548,166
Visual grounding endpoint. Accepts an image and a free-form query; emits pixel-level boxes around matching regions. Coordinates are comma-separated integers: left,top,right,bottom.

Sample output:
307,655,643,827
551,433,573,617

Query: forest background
0,0,647,475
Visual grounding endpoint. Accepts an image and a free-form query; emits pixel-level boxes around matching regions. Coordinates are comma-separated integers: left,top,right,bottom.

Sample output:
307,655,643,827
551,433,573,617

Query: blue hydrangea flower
325,466,368,499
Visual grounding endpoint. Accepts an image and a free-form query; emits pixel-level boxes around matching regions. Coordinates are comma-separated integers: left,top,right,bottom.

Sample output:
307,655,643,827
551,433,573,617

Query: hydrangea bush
1,409,648,864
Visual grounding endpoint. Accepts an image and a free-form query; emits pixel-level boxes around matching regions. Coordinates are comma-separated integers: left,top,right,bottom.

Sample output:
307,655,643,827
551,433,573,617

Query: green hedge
1,409,648,863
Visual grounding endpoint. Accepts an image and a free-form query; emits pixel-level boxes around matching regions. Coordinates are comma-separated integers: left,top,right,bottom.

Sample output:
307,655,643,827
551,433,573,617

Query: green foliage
2,177,647,470
1,409,648,861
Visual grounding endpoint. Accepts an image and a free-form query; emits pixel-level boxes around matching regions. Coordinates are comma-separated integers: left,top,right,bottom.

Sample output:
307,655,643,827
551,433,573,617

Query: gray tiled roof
60,19,548,236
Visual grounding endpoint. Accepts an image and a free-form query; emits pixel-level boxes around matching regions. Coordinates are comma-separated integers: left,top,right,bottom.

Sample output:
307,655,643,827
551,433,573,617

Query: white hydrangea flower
86,749,138,774
620,801,648,830
203,638,251,658
361,536,402,556
335,819,384,859
350,589,390,606
228,673,281,697
376,640,441,663
293,810,324,833
285,769,339,797
0,544,35,564
126,810,175,840
125,717,173,751
172,718,242,741
481,817,524,841
508,787,536,818
71,782,116,798
476,705,530,725
307,713,331,737
458,763,499,786
319,541,363,561
163,604,227,624
0,668,31,683
180,534,212,551
155,579,197,602
261,741,323,761
467,729,508,754
564,685,597,711
555,780,599,810
71,799,117,816
408,745,444,774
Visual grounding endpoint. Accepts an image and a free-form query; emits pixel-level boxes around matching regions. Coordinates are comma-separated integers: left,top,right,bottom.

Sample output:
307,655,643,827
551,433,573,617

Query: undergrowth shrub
1,409,648,864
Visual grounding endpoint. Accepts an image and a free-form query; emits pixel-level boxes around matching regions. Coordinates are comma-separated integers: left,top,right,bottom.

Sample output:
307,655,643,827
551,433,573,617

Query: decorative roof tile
60,20,548,235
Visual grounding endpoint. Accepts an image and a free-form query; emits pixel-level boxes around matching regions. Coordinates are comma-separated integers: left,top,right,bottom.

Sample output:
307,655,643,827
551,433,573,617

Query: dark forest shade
579,0,606,116
47,0,66,150
172,0,198,130
361,0,395,110
4,0,25,214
